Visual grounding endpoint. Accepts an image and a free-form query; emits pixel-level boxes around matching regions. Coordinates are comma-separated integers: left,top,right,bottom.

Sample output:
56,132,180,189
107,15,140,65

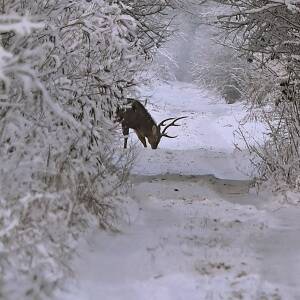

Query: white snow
56,81,300,300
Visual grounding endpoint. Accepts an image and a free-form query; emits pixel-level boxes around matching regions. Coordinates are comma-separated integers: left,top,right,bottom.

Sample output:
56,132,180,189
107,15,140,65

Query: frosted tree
0,0,156,298
141,0,209,82
213,0,300,192
190,22,249,103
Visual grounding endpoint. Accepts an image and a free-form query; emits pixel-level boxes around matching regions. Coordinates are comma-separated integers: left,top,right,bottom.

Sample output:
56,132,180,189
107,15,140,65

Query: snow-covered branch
213,0,300,191
0,0,156,298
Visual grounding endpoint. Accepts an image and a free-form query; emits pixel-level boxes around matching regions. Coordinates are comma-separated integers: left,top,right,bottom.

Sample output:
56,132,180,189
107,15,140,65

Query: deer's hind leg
122,124,129,149
135,130,147,148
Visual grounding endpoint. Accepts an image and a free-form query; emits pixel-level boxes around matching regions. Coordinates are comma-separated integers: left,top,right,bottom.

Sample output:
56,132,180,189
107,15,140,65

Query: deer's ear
152,125,158,136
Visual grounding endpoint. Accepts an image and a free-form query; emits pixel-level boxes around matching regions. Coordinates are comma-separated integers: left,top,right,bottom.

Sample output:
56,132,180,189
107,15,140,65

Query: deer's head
148,117,187,149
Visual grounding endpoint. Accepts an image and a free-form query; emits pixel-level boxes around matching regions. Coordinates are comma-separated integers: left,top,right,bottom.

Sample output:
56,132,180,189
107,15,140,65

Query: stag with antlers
115,99,186,149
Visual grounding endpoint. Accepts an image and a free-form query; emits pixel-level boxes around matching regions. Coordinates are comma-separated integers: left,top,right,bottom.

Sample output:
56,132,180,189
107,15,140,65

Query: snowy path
57,82,300,300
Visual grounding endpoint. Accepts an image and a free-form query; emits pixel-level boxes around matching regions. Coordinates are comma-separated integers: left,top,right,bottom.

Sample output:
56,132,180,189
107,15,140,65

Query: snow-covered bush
214,0,300,192
119,0,177,52
130,0,198,83
191,24,249,103
0,0,147,298
149,1,250,101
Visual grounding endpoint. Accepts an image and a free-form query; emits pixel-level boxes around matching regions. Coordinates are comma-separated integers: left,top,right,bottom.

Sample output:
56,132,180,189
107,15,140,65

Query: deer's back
118,100,156,132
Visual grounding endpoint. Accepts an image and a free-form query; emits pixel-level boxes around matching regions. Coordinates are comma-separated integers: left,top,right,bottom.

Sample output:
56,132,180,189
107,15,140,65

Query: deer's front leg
135,130,147,148
122,124,129,149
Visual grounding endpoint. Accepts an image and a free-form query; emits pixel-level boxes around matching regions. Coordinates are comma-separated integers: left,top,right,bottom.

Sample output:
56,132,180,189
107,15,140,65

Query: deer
115,98,187,149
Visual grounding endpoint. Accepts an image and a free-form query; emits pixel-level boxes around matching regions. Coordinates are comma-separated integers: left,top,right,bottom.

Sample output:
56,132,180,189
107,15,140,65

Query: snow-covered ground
56,82,300,300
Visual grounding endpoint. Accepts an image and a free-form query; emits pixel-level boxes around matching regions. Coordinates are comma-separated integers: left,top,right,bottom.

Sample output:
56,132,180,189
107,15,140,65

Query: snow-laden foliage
191,24,249,103
0,0,148,298
118,0,177,53
150,1,249,102
214,0,300,192
133,0,202,83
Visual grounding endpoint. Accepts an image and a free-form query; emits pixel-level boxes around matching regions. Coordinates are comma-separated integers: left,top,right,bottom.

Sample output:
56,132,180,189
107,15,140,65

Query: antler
160,116,187,138
158,117,178,127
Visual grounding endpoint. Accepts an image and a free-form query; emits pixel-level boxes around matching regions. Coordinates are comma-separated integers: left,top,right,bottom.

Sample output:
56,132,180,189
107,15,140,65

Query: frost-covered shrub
244,80,300,192
119,0,179,52
191,35,247,103
0,1,145,298
189,16,255,104
214,0,300,192
130,0,197,83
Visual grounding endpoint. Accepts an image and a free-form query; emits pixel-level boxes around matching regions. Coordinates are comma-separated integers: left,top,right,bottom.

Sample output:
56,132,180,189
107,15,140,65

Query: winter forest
1,0,300,299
